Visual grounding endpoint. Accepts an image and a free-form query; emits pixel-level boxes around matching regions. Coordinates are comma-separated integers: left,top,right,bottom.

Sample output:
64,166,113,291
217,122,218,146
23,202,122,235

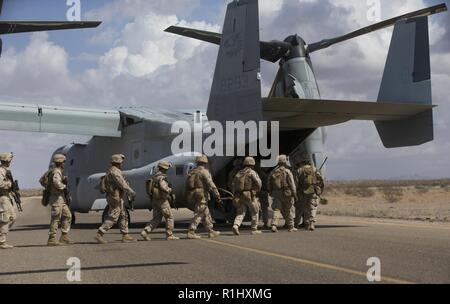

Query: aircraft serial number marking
220,75,249,93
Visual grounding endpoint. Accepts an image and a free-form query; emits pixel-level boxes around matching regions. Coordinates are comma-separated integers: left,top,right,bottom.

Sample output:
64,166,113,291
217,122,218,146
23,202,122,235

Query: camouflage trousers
144,200,174,237
49,202,72,236
271,192,295,229
99,199,129,234
298,194,319,225
0,196,16,244
233,193,260,230
258,191,272,226
189,202,214,232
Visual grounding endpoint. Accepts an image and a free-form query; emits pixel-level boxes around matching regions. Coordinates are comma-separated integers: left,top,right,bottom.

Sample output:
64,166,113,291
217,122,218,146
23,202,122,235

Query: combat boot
167,235,180,241
95,231,108,244
288,227,298,233
140,230,151,242
59,233,74,245
208,230,221,238
251,229,262,235
271,226,278,233
187,230,201,239
0,242,13,250
298,223,306,229
47,235,61,247
308,223,316,231
232,225,240,236
122,234,136,243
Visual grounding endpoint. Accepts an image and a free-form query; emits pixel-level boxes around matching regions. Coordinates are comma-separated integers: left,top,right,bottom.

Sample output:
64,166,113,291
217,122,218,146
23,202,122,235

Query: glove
129,190,137,201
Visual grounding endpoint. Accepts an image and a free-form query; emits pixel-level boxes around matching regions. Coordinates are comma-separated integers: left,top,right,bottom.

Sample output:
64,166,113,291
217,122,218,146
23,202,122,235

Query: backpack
39,169,54,207
233,171,247,192
185,168,204,204
98,175,107,194
270,168,286,191
39,169,53,188
300,165,318,195
186,168,203,190
146,175,163,200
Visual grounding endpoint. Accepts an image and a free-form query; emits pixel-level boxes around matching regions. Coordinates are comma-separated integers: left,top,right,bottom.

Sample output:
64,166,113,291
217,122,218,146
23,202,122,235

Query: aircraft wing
263,97,435,130
0,21,101,35
0,102,121,137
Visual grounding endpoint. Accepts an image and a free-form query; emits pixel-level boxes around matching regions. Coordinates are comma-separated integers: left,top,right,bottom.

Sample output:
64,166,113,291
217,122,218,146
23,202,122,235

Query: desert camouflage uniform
143,171,175,237
232,167,262,231
256,167,271,227
268,166,297,230
47,167,72,237
187,166,220,233
297,165,324,228
99,166,135,234
0,166,16,246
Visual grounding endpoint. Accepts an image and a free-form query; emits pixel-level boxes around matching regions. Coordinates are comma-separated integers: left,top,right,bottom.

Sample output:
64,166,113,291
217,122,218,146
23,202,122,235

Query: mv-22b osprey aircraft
0,0,446,224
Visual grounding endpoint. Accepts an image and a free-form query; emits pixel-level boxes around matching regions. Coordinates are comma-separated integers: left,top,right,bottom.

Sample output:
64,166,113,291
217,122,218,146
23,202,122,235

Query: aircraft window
70,159,74,166
176,165,184,175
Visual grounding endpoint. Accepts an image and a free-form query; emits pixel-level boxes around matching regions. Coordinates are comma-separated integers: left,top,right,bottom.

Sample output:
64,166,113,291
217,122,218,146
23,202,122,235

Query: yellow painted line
201,239,415,285
320,217,450,231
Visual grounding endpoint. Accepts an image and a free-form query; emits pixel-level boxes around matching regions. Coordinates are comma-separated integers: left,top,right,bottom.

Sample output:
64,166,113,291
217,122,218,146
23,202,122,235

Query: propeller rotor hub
282,34,307,60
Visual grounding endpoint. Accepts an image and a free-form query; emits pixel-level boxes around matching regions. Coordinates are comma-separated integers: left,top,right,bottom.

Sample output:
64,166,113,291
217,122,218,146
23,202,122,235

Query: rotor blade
0,0,3,16
260,40,291,62
165,26,221,45
307,3,447,53
165,25,290,62
0,21,101,35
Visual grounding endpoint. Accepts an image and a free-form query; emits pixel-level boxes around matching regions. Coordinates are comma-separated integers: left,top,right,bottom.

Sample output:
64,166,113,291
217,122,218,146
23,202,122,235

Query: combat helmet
277,155,288,164
243,157,256,166
53,154,66,164
0,152,13,162
158,161,172,170
196,155,209,164
111,154,125,164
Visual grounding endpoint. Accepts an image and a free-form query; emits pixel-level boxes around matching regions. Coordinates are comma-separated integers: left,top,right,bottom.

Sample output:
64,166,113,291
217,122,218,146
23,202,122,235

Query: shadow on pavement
0,262,188,277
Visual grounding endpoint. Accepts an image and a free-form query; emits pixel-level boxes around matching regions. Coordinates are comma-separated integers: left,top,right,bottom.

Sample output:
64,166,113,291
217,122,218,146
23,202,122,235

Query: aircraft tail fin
375,16,434,148
207,0,262,124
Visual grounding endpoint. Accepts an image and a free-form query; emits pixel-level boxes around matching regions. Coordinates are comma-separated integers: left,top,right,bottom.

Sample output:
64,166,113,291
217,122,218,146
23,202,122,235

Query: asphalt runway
1,198,449,284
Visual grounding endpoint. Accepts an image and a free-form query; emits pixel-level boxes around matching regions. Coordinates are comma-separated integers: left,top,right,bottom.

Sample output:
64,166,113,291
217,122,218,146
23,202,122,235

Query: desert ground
21,179,450,223
319,180,450,222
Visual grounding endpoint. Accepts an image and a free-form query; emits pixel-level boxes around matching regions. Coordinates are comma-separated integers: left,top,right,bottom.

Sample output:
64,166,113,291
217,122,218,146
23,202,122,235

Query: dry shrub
415,185,430,195
381,187,403,203
344,187,375,198
19,189,43,197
